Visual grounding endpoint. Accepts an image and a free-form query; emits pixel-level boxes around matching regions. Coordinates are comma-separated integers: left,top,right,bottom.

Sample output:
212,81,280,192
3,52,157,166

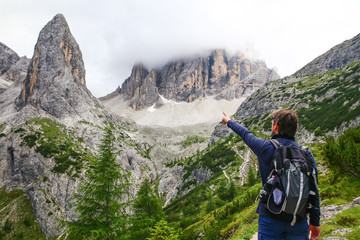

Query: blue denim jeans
258,216,309,240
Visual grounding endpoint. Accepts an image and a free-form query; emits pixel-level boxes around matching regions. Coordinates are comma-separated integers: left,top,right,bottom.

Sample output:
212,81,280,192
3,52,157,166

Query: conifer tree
66,126,131,240
247,166,257,186
217,179,238,201
147,220,179,240
130,178,164,239
228,180,238,200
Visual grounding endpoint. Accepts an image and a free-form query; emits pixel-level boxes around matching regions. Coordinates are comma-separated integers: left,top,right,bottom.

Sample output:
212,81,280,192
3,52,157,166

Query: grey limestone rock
15,14,101,121
0,42,30,94
121,64,159,110
0,42,20,76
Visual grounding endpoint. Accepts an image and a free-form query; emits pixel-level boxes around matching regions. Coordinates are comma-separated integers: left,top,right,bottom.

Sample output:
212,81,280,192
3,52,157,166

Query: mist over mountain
101,49,278,126
104,49,278,109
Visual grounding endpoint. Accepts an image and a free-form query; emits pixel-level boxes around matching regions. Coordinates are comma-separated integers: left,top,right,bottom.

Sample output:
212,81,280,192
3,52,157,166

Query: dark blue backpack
259,139,318,225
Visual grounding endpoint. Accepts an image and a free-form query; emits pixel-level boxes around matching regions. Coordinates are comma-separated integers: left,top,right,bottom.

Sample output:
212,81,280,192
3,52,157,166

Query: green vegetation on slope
180,136,207,148
17,118,92,177
240,61,360,136
182,135,244,181
163,130,261,239
292,62,360,135
0,187,46,240
319,129,360,239
323,125,360,179
15,118,151,178
175,184,261,240
321,207,360,240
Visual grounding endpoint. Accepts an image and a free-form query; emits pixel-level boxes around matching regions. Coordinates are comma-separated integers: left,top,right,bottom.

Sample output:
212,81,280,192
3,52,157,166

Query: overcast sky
1,0,359,97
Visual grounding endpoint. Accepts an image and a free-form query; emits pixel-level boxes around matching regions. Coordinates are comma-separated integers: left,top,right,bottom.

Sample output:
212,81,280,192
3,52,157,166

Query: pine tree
247,166,257,186
66,127,131,240
228,180,238,200
130,178,164,239
147,220,179,240
205,195,217,213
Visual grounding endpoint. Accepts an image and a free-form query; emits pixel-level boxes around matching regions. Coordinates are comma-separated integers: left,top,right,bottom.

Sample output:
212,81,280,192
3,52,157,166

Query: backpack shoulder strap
270,139,282,149
269,139,283,171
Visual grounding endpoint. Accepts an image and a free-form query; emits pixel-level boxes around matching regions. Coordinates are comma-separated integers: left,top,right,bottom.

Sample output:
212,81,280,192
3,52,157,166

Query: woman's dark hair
271,109,298,138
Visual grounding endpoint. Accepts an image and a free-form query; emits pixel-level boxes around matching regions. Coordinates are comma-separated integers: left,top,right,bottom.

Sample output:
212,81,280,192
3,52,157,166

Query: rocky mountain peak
15,14,98,119
107,49,279,111
120,63,160,110
121,63,150,99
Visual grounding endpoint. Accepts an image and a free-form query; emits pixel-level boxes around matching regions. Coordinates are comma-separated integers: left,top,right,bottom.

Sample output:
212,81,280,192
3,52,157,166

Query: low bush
323,126,360,179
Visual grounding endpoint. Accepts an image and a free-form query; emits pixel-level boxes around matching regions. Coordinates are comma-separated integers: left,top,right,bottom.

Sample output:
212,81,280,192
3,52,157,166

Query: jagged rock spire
120,64,160,110
16,14,98,118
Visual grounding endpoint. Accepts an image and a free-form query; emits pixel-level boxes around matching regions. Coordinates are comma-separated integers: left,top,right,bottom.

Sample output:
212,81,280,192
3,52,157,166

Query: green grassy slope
163,126,360,240
239,61,360,137
0,187,46,240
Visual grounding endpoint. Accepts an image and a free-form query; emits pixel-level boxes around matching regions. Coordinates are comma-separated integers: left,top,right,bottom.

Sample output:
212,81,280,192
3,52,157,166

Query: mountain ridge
103,49,279,111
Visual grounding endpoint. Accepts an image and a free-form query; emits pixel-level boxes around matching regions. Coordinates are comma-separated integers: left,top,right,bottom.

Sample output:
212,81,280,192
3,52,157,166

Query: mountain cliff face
112,50,279,110
14,14,100,121
121,64,159,110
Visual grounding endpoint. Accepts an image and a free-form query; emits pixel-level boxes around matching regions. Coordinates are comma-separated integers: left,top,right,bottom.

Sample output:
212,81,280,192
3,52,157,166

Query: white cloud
0,0,359,97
